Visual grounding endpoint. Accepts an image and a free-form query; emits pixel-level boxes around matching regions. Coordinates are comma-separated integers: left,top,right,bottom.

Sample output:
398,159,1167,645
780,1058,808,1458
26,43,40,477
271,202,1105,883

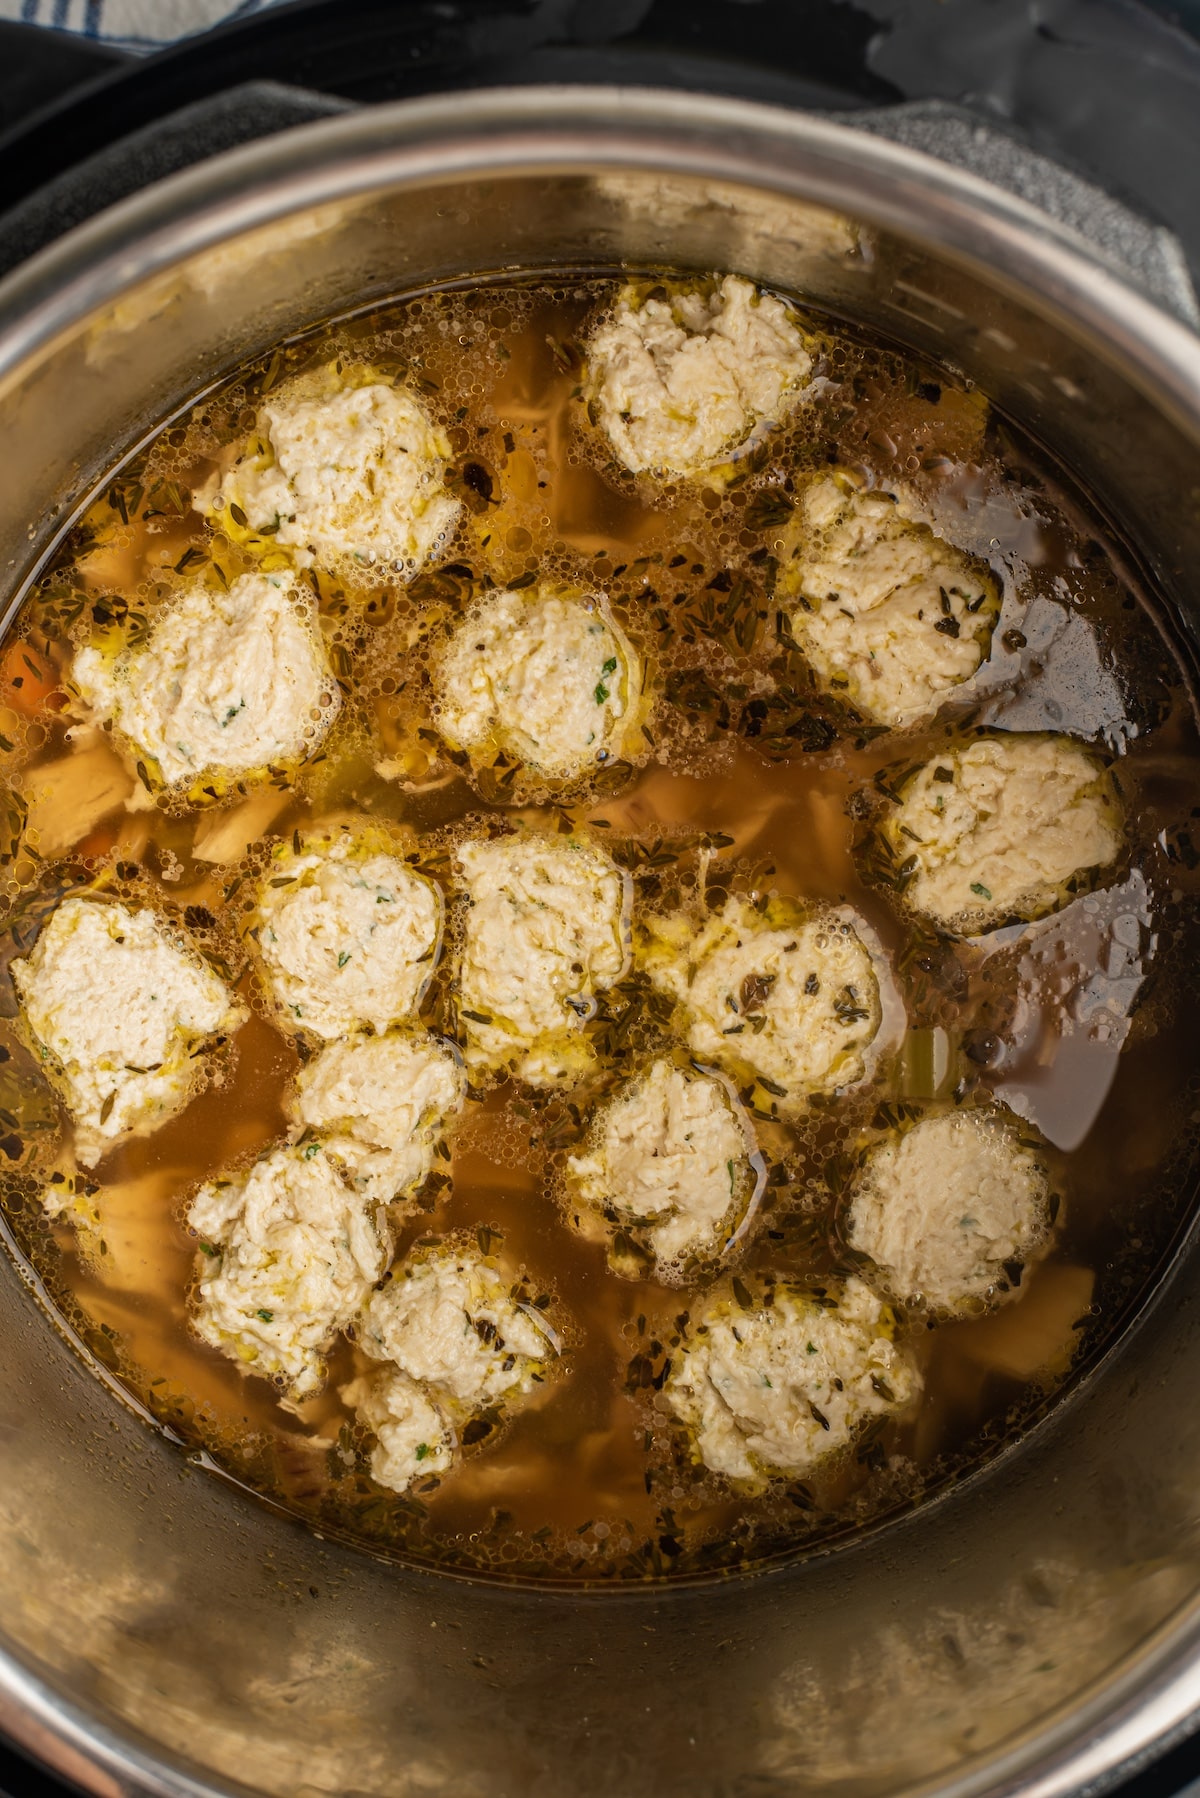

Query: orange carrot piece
0,641,60,716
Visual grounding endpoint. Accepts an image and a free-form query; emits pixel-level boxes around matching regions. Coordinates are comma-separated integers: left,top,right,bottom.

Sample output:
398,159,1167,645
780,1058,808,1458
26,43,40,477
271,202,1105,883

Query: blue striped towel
0,0,288,53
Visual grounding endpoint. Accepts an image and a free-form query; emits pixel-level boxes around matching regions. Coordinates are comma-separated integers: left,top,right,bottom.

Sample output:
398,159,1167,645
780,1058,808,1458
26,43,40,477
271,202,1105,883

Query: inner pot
2,83,1200,1798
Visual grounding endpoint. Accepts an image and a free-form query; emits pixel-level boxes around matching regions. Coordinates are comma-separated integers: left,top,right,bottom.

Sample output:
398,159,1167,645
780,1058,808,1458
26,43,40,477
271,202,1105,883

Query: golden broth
0,276,1197,1584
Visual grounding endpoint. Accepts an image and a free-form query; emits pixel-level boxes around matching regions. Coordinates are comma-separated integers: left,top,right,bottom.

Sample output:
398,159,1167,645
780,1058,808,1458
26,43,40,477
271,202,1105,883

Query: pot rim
2,84,1200,429
1,81,1200,1798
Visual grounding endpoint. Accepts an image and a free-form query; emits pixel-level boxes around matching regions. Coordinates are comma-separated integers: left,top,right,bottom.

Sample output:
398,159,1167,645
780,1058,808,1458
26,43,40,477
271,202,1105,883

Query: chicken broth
0,273,1198,1584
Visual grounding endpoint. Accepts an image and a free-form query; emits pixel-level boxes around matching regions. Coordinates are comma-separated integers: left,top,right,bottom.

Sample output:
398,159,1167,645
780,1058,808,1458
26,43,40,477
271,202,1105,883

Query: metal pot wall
1,83,1200,1798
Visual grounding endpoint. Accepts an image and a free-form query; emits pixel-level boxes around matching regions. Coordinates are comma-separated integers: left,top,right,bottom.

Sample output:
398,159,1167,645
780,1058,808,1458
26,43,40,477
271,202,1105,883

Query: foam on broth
0,276,1197,1584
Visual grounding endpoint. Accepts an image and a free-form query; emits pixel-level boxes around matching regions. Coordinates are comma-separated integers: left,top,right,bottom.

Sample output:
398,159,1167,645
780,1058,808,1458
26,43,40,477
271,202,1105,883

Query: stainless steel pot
2,84,1200,1798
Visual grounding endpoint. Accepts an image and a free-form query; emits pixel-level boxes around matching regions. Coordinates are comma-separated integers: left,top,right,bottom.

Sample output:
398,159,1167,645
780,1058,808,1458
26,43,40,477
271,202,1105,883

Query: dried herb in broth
0,270,1196,1587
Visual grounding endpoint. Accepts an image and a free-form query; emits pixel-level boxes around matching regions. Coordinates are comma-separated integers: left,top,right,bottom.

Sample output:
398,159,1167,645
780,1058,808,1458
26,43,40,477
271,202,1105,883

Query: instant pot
4,3,1200,1795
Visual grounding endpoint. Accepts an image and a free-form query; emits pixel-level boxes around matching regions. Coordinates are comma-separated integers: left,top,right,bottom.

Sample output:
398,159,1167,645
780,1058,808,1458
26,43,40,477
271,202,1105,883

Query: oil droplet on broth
1,274,1199,1585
